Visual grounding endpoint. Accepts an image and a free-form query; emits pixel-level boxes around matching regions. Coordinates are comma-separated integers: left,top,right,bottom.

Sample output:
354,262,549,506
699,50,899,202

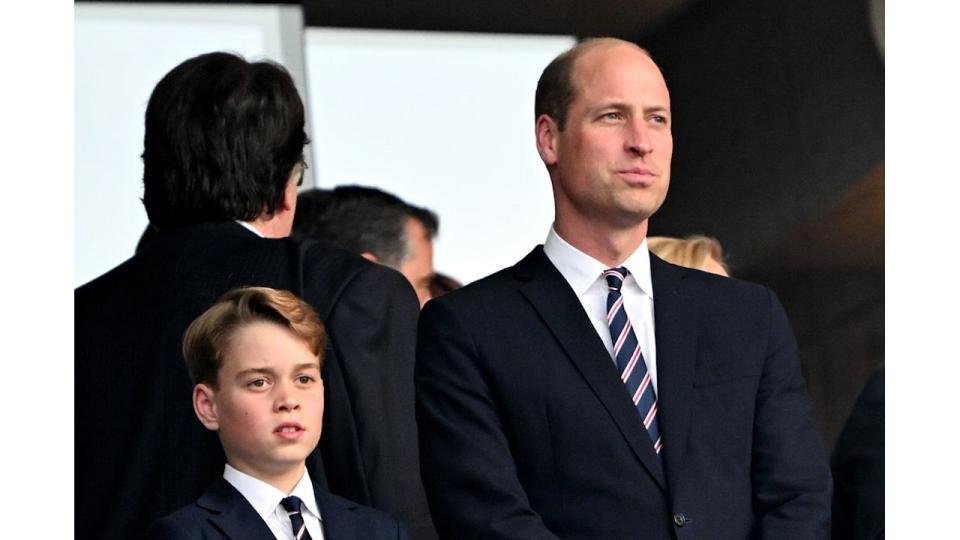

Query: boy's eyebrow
234,363,321,378
293,362,321,372
235,367,276,378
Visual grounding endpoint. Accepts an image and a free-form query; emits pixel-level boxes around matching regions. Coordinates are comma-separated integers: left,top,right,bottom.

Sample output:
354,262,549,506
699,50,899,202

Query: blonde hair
182,286,326,388
648,235,729,274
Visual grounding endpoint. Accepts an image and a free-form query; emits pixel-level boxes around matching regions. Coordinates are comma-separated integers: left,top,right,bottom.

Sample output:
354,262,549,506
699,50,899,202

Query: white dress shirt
542,226,659,392
237,220,265,238
223,464,325,540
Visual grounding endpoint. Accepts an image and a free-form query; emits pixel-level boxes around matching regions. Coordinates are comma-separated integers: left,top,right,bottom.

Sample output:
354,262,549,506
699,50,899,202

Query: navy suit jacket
76,222,434,540
415,246,832,539
147,477,410,539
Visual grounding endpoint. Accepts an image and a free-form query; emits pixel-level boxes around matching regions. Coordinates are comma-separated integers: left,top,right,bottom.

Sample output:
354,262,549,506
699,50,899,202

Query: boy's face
193,321,323,481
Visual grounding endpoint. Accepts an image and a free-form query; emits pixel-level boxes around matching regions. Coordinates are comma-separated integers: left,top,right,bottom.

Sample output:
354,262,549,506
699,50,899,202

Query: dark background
88,0,884,454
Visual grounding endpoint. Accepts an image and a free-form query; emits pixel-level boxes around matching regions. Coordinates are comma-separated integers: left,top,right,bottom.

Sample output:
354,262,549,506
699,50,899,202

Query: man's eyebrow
589,101,631,114
644,104,671,115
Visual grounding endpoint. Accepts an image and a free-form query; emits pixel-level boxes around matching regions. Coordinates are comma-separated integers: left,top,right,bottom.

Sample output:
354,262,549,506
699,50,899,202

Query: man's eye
297,375,315,384
601,112,623,121
248,378,268,388
650,114,668,125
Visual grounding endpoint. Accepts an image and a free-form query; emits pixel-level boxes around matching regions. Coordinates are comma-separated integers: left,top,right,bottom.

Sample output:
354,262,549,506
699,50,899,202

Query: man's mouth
617,168,657,184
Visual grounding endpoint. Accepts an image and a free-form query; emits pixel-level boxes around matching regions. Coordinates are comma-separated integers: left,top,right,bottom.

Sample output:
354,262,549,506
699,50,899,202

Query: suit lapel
313,485,359,540
515,247,666,491
198,478,277,539
649,255,698,492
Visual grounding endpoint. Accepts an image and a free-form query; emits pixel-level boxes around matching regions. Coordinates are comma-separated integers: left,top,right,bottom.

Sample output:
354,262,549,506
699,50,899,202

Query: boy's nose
274,387,301,412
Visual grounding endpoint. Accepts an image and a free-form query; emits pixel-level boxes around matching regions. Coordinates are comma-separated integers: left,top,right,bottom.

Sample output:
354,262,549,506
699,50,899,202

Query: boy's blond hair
183,286,326,388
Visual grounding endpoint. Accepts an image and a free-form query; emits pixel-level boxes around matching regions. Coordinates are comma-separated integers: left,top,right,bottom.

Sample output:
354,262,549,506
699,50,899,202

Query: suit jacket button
673,513,688,527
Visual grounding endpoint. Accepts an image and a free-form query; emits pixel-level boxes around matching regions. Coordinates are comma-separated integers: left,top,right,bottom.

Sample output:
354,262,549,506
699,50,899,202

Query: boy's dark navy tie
280,496,312,540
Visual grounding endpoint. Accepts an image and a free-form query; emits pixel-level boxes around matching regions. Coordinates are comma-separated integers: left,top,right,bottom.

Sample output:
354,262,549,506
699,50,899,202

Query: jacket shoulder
145,504,209,540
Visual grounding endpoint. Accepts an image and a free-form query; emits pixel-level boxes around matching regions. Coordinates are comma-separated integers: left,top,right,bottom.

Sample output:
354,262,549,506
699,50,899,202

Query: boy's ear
193,384,220,432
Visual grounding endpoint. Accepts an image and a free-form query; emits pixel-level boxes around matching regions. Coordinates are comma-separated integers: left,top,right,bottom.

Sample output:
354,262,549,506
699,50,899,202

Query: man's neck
553,216,649,268
246,215,290,239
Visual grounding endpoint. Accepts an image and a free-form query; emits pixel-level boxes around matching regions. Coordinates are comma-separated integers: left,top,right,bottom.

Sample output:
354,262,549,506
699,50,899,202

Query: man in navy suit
148,287,408,539
415,38,832,539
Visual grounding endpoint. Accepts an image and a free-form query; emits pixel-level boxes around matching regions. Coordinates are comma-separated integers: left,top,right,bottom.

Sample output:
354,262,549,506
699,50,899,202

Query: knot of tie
603,267,630,292
281,495,303,514
281,495,311,539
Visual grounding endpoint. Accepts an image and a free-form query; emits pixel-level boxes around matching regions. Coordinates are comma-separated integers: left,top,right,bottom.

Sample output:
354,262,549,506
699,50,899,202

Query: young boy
148,287,409,540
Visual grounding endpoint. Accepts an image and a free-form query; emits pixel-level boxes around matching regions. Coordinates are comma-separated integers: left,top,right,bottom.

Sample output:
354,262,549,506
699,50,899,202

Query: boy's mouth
274,422,305,439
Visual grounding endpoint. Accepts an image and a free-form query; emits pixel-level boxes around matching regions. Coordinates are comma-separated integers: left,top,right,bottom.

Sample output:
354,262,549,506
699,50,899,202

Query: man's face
539,44,673,233
199,321,324,480
399,217,434,308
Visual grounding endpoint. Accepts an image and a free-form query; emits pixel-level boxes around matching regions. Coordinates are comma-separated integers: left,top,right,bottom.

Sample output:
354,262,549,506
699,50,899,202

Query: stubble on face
547,42,674,259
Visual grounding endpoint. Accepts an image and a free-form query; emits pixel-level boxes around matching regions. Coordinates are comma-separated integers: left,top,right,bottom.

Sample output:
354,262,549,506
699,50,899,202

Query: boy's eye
248,378,268,388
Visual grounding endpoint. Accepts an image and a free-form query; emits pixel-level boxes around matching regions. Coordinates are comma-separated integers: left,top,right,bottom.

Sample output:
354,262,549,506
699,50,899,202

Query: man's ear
535,114,560,166
279,169,299,212
193,384,220,432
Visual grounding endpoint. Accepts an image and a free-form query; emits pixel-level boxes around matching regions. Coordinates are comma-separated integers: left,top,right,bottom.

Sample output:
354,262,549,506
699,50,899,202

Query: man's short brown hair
182,287,326,388
535,37,650,131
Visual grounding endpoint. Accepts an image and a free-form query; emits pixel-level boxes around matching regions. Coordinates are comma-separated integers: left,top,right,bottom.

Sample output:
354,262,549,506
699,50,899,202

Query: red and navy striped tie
281,496,312,540
603,267,663,455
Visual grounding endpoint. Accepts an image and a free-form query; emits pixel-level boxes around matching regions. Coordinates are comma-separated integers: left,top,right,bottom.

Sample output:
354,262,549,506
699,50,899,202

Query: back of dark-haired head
291,185,438,270
141,51,308,229
535,38,649,131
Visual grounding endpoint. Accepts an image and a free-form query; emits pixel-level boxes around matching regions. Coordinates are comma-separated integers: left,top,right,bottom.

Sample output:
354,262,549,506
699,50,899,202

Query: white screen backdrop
304,29,574,286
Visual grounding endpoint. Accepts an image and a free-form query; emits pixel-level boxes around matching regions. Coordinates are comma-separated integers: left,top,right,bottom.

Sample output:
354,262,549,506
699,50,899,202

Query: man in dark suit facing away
75,52,434,540
415,38,831,539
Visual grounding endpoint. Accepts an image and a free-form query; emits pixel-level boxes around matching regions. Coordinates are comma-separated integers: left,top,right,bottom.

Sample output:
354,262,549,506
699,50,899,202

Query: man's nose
625,120,653,156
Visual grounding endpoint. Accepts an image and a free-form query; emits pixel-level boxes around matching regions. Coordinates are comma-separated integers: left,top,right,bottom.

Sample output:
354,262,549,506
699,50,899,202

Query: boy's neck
228,460,307,495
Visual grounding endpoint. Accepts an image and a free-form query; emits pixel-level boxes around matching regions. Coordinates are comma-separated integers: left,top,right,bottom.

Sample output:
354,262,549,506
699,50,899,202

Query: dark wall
645,0,883,269
643,0,884,451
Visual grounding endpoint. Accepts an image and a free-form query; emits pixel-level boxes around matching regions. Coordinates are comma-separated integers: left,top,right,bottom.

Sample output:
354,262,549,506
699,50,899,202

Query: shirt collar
543,226,654,299
236,220,265,238
222,464,321,522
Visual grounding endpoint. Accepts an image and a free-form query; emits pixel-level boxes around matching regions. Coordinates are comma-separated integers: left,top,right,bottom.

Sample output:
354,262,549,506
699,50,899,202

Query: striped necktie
603,267,663,455
280,496,312,540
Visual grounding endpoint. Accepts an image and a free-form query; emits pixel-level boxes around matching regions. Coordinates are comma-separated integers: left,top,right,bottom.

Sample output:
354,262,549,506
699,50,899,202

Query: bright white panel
75,3,307,287
304,29,575,286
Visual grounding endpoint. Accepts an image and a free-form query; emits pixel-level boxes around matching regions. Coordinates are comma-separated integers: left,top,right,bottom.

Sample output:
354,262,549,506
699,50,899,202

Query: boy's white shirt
223,464,325,540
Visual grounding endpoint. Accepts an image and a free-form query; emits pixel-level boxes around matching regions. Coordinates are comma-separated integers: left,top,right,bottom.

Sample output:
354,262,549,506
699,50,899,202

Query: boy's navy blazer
147,477,410,540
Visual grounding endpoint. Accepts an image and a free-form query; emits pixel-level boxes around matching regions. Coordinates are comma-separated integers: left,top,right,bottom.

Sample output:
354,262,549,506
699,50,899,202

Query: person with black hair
76,52,434,540
293,186,439,307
